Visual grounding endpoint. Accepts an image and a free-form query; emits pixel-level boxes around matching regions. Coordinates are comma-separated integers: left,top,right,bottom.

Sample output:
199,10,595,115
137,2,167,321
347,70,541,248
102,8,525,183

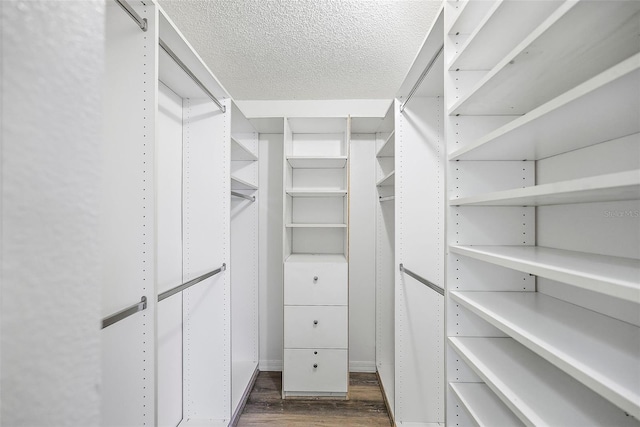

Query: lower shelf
232,361,258,415
449,382,523,427
377,362,395,419
448,337,637,426
178,419,228,427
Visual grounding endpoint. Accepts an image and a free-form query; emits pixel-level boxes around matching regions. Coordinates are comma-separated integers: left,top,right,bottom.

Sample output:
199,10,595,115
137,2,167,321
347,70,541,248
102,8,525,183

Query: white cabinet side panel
102,2,157,425
2,1,104,425
396,98,445,423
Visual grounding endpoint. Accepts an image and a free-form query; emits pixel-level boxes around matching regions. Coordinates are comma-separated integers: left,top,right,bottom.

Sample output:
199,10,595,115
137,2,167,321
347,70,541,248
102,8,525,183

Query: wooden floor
236,371,393,426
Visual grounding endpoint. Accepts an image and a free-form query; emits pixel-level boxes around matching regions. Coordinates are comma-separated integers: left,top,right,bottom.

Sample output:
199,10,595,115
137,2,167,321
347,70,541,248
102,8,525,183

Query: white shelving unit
445,1,640,425
376,171,395,188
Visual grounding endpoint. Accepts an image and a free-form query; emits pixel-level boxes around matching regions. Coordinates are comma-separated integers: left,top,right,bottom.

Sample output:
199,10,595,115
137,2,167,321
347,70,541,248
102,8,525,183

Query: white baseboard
349,360,377,373
259,360,283,372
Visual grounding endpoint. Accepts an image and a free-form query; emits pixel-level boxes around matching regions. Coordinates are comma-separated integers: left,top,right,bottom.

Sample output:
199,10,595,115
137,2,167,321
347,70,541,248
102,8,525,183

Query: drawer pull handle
313,276,318,282
313,364,318,368
314,351,318,355
313,320,318,325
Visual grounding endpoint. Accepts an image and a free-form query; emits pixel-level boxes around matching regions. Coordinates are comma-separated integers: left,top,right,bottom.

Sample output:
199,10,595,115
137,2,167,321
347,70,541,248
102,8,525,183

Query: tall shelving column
444,1,640,425
282,117,350,398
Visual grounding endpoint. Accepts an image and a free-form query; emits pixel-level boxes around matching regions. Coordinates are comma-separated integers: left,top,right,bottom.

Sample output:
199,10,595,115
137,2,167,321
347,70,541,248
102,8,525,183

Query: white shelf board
376,131,395,158
231,176,258,191
232,361,258,416
451,291,640,418
448,0,496,36
449,337,639,427
449,1,640,115
449,1,561,71
287,156,347,169
286,189,347,197
376,171,395,187
449,54,640,160
379,195,395,203
231,137,257,161
285,253,347,263
377,363,395,419
178,419,228,427
285,223,347,228
449,382,523,427
450,245,640,302
449,170,640,207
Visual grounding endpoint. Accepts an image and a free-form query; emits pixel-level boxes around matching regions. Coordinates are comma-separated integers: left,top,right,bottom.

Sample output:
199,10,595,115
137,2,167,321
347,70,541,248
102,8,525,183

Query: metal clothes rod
399,44,444,113
113,0,147,32
158,263,226,302
159,39,226,114
399,263,444,296
102,296,147,329
379,195,395,202
231,191,256,202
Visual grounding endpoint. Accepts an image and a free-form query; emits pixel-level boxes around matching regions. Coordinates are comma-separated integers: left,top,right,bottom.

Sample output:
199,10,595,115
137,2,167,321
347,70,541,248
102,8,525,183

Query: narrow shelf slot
449,1,640,115
287,156,347,169
451,291,640,418
286,189,347,197
449,54,640,161
449,337,638,426
449,170,640,206
376,131,395,158
376,171,395,187
231,176,258,191
449,382,523,427
231,136,257,161
285,223,347,228
449,245,640,302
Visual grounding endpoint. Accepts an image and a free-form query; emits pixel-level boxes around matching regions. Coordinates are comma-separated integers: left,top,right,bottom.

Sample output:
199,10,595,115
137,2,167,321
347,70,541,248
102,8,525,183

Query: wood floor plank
236,371,392,427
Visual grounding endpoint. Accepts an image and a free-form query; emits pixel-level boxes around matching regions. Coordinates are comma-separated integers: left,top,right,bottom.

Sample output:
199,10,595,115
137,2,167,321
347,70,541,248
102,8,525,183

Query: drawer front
283,349,348,393
284,262,347,305
284,306,347,349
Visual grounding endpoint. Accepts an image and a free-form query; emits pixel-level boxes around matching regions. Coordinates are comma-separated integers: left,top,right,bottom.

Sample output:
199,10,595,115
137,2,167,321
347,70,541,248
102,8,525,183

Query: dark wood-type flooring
237,371,393,426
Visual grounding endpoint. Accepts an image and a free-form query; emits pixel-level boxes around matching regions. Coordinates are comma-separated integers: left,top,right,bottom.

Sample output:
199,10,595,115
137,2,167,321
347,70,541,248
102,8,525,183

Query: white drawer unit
284,306,348,349
284,260,348,305
283,349,348,394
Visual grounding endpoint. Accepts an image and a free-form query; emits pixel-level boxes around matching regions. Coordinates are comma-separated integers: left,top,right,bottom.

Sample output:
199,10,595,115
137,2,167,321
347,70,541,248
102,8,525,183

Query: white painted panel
291,228,345,255
158,296,183,427
446,115,513,156
449,161,534,200
292,168,345,189
292,133,345,156
449,206,535,246
291,197,345,224
447,254,535,292
2,1,103,424
283,349,348,393
284,306,348,349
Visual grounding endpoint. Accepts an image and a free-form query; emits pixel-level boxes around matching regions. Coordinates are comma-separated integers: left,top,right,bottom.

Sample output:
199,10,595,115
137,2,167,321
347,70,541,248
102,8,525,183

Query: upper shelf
376,171,395,187
449,170,640,207
287,156,347,169
449,54,640,160
447,0,496,36
231,176,257,191
449,1,640,115
449,245,640,303
231,137,257,161
376,131,395,158
451,291,640,418
286,189,347,197
449,383,523,427
449,337,639,427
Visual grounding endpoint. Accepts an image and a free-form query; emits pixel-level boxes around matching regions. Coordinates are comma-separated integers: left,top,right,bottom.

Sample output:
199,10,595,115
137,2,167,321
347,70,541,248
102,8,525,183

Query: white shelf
379,195,395,203
451,291,640,418
449,54,640,161
449,245,640,302
449,1,640,115
449,383,523,427
448,337,638,427
285,223,347,228
376,131,395,158
286,189,347,197
178,419,228,427
376,171,395,187
285,253,347,263
377,362,395,419
231,176,258,191
231,136,257,161
449,1,560,71
287,156,347,169
447,0,496,36
450,170,640,207
232,361,258,416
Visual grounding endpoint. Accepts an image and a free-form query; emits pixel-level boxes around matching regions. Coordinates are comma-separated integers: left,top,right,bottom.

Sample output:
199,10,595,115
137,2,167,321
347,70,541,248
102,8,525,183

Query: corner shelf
376,171,395,187
449,383,523,427
231,176,258,191
448,337,638,426
287,156,347,169
376,131,395,158
449,245,640,302
449,170,640,207
449,1,640,115
449,54,640,161
231,136,258,161
451,291,640,418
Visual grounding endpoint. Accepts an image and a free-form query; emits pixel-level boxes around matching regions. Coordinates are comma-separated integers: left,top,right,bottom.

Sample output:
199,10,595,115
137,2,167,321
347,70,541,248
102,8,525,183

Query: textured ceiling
157,0,441,100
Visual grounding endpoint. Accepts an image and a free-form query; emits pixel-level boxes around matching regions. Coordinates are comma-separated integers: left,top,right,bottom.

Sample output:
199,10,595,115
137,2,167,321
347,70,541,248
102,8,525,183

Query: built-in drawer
284,261,347,305
284,305,347,349
283,348,348,393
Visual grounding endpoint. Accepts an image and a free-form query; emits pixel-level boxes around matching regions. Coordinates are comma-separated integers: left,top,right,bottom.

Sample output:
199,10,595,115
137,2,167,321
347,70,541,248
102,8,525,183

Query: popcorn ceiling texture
158,0,441,100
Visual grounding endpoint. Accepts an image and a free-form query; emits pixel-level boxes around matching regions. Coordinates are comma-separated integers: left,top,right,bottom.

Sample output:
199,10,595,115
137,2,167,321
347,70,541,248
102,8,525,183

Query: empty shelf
449,337,638,426
449,54,640,160
451,291,640,418
449,170,640,206
286,189,347,197
232,361,258,416
449,382,523,427
285,223,347,228
376,171,395,187
449,245,640,302
231,176,258,191
287,156,347,169
231,137,257,161
376,131,395,158
448,0,496,36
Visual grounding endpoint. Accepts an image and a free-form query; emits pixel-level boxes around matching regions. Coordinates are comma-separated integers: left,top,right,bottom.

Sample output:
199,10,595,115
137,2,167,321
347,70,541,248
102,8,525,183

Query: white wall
1,1,104,425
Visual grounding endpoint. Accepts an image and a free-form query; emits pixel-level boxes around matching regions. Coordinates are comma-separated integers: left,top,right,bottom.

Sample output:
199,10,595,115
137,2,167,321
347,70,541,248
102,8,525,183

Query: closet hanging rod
113,0,147,31
102,296,147,329
399,263,444,296
158,263,226,302
399,44,444,113
231,191,256,202
159,39,227,113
